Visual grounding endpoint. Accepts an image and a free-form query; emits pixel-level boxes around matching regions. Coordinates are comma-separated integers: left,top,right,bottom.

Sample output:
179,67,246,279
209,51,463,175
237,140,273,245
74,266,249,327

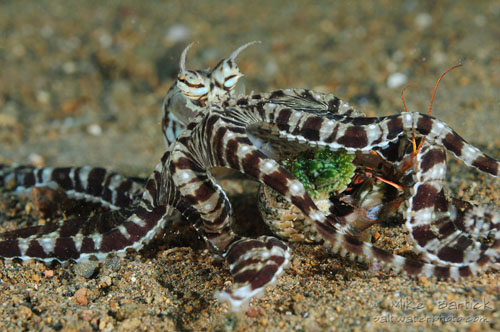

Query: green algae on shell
258,148,357,242
282,148,356,199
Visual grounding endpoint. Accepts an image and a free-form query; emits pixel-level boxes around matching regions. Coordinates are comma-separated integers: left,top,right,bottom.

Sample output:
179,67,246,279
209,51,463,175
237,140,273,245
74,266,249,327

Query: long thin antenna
427,64,463,115
401,86,417,153
414,64,463,152
400,64,463,171
400,86,410,113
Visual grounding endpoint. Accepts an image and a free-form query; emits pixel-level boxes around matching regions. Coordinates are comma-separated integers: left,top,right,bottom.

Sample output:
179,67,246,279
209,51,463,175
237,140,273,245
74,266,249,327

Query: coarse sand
1,1,499,331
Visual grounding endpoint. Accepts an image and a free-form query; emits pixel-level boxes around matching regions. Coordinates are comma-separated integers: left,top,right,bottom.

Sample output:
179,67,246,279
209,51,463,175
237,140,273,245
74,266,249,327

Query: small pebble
87,123,102,136
28,153,45,166
98,32,113,48
99,276,112,288
224,314,238,331
104,256,122,272
40,25,53,38
386,72,407,88
18,305,32,320
80,311,92,322
12,44,26,57
74,288,88,306
165,24,190,43
73,260,99,279
62,61,77,74
469,322,482,332
414,13,432,29
36,90,50,104
246,307,262,318
380,297,393,311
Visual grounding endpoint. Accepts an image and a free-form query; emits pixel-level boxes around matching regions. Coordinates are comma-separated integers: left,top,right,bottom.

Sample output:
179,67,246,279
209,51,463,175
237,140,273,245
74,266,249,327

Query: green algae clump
283,148,356,199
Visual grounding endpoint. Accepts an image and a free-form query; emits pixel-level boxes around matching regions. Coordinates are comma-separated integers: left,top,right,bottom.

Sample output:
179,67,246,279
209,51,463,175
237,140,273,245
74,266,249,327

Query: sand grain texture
1,1,499,331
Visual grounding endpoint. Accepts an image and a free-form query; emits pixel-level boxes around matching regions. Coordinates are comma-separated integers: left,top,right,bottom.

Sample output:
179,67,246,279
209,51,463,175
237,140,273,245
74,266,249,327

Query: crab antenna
179,42,197,74
401,86,418,153
400,64,463,171
427,64,463,115
413,64,463,152
228,41,261,61
401,86,410,113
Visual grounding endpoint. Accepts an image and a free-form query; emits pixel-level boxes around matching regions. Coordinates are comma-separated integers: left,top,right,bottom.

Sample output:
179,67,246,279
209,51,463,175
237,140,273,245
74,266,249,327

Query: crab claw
215,236,290,311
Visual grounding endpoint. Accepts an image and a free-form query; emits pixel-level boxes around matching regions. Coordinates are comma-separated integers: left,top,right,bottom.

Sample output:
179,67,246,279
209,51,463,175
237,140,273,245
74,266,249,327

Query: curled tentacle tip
214,291,247,312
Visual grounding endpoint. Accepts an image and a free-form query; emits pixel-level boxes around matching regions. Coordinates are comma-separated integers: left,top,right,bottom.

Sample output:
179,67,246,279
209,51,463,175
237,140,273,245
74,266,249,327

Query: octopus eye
211,60,243,91
176,43,210,101
210,41,260,92
176,70,210,100
223,74,240,89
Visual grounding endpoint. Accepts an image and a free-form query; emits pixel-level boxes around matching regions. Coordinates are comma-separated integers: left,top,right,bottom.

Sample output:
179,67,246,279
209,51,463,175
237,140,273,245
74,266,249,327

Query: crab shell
256,149,354,242
258,152,404,244
258,184,328,242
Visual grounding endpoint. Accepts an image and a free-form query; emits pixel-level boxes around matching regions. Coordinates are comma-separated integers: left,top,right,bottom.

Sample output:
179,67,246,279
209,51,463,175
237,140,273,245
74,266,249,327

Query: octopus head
166,41,260,125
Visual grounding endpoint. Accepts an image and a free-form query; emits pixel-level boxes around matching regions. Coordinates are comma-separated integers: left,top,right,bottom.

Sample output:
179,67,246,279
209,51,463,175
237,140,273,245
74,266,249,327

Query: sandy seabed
1,1,499,331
